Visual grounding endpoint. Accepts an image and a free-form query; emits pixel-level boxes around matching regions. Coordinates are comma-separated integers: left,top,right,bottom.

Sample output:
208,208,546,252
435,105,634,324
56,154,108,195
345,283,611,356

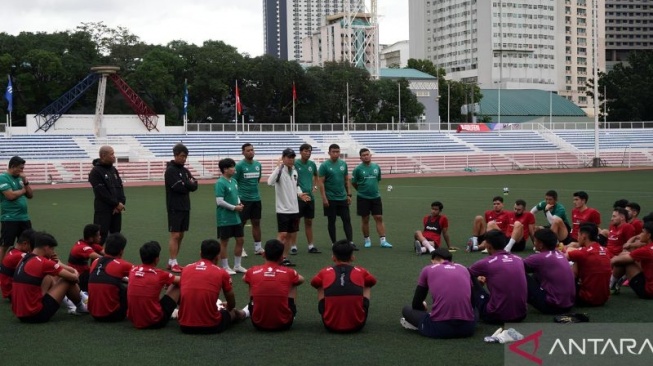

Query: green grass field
2,170,653,366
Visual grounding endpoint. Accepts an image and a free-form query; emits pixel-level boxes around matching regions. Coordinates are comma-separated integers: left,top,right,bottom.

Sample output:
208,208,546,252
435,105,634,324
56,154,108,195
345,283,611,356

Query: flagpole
183,78,188,135
346,82,350,133
235,80,239,137
5,75,12,137
292,82,296,134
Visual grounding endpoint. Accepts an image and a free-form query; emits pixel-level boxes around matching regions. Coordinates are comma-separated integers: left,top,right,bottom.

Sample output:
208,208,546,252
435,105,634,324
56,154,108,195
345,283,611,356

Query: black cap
431,247,452,261
282,148,296,158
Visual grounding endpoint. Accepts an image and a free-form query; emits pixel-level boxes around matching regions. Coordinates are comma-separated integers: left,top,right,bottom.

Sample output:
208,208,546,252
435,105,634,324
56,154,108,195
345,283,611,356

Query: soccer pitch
2,169,653,366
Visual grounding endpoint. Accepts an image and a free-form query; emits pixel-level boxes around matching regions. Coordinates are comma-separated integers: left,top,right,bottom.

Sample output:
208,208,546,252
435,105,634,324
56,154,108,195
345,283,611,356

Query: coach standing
164,143,198,273
0,156,33,262
89,146,125,244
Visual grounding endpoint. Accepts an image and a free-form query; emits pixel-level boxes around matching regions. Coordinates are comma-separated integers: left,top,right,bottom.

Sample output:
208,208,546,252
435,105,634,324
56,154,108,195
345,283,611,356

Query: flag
292,82,297,101
183,79,188,116
235,81,242,114
4,76,12,113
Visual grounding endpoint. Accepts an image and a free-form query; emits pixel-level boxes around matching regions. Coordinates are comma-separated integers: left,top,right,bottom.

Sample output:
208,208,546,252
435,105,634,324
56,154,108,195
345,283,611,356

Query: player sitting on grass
178,239,247,334
531,190,572,244
311,240,377,333
468,230,527,324
467,196,510,252
601,207,635,258
524,228,576,314
12,232,88,322
609,223,653,299
565,223,611,307
88,233,133,322
401,248,475,338
414,201,453,255
568,191,601,246
243,239,304,331
0,229,34,300
67,224,104,292
626,202,643,235
127,241,180,329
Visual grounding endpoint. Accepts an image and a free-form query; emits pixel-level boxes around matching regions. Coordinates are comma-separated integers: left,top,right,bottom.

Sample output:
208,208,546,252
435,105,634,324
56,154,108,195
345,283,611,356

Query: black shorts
240,200,262,221
250,298,296,331
323,200,350,218
18,294,60,323
1,220,32,247
511,238,527,252
168,210,190,233
298,199,315,219
356,197,383,217
143,295,178,329
277,213,300,233
180,309,233,334
217,224,244,240
629,272,653,300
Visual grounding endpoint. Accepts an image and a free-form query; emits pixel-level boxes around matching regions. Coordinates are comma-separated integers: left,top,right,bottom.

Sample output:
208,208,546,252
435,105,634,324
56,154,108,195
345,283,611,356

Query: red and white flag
292,82,297,101
235,81,242,114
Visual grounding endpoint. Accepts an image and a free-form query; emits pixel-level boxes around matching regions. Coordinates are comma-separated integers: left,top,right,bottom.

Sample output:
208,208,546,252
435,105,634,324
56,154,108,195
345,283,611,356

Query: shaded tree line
0,22,423,127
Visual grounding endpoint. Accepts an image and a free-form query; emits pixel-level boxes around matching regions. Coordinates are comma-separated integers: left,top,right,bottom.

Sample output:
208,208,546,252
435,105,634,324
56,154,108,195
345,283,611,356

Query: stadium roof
479,89,587,117
379,68,437,80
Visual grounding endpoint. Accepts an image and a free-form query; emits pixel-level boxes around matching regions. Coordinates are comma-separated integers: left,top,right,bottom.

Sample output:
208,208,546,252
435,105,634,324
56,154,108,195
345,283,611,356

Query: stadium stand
455,131,559,151
0,135,89,160
555,129,653,150
346,132,473,154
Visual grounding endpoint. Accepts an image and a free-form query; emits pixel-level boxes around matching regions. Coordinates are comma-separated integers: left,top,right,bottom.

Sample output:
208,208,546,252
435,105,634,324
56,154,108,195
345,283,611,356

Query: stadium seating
555,129,653,150
455,131,559,151
0,135,89,160
346,132,473,154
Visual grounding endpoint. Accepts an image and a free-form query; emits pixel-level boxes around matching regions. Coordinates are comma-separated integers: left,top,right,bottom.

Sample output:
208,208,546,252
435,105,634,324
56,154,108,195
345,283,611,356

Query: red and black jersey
243,263,302,330
311,264,377,332
11,253,62,318
422,214,449,246
0,247,28,298
127,264,176,328
88,256,133,318
67,239,103,274
485,210,510,233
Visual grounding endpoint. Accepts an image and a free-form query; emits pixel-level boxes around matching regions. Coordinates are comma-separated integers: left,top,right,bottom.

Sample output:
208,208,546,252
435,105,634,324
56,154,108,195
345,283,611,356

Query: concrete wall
24,115,167,135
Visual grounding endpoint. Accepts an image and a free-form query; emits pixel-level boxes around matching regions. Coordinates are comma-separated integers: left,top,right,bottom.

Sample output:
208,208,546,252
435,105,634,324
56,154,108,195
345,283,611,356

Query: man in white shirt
267,148,310,267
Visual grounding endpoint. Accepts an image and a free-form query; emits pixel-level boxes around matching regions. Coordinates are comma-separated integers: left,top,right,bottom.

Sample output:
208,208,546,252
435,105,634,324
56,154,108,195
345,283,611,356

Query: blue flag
183,80,188,117
4,76,12,113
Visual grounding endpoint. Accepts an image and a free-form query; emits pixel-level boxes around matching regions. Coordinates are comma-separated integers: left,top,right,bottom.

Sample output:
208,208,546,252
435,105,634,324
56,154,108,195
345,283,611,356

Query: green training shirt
0,173,29,222
535,200,570,225
318,159,348,201
295,159,318,199
351,162,381,199
215,176,241,227
234,159,262,201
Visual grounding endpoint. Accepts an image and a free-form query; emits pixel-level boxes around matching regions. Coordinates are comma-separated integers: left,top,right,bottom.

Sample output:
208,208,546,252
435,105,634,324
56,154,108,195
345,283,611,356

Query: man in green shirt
531,190,572,244
0,156,33,262
234,143,263,255
318,144,356,250
215,158,246,275
351,148,392,248
290,144,321,255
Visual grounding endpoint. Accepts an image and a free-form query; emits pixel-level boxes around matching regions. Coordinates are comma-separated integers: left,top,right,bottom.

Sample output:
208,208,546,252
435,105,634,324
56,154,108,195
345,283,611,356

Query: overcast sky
1,0,408,57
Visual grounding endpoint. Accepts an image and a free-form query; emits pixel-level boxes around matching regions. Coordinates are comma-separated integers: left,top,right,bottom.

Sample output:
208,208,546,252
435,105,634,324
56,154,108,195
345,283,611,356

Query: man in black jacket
165,143,198,273
88,146,125,244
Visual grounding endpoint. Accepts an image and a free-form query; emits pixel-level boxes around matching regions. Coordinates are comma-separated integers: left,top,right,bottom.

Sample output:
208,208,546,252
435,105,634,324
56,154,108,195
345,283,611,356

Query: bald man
88,146,126,243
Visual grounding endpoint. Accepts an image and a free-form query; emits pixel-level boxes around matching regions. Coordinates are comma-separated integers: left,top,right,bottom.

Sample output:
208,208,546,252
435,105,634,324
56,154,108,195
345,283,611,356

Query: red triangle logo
508,330,543,365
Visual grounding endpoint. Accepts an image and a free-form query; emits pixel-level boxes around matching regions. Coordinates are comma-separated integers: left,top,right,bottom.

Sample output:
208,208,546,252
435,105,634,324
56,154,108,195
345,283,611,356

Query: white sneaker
75,302,89,314
481,248,489,254
223,267,237,275
495,328,524,344
233,265,248,273
241,248,248,258
414,240,422,255
400,317,418,331
62,297,78,315
170,308,179,319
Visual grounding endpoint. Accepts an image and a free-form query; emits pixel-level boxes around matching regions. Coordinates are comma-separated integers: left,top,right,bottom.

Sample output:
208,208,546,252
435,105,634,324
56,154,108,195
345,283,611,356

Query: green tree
594,51,653,122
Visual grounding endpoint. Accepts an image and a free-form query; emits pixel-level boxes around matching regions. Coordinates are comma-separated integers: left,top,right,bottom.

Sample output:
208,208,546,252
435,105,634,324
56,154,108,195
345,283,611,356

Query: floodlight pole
592,0,601,167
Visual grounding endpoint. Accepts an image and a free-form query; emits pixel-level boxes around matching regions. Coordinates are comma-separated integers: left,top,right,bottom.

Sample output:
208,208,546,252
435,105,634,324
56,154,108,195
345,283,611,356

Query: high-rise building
557,0,605,111
302,13,378,71
264,0,361,61
605,0,653,70
409,0,605,112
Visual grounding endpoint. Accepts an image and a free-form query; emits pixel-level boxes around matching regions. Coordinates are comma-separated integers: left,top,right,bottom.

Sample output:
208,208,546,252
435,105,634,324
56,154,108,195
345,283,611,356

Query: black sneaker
281,258,296,267
350,243,359,251
308,247,321,254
